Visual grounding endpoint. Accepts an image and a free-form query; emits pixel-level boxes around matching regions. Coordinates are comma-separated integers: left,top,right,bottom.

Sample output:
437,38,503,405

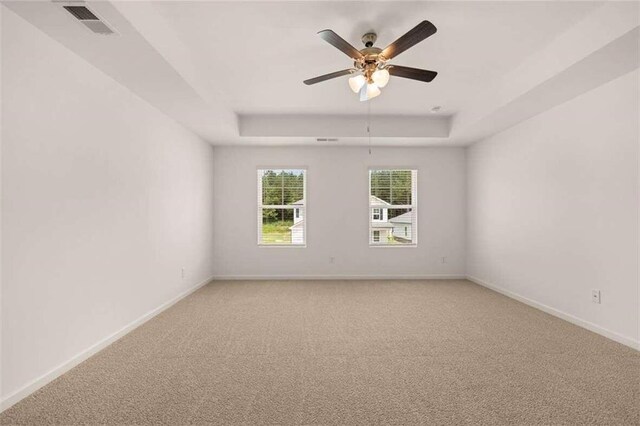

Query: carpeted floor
1,279,638,425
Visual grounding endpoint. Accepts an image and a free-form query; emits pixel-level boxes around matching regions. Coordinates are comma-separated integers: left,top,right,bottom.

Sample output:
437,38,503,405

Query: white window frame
368,168,418,247
257,168,307,247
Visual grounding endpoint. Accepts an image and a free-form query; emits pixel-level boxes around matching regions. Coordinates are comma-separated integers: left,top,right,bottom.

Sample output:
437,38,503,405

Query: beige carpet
1,279,638,425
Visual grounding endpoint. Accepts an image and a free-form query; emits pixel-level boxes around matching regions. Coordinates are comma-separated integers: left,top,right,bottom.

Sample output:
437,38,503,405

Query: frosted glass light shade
348,75,366,93
368,83,381,99
372,68,390,88
359,83,381,102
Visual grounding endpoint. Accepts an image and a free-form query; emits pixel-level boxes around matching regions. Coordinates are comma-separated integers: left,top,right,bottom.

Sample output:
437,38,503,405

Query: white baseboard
211,274,467,281
466,275,640,351
0,275,214,413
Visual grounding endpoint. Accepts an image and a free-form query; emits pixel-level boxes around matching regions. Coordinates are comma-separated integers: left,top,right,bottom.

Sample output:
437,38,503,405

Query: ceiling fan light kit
304,21,438,102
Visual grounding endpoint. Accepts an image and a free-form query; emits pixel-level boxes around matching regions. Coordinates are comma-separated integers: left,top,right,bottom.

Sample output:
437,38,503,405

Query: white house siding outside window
369,169,417,246
257,169,306,246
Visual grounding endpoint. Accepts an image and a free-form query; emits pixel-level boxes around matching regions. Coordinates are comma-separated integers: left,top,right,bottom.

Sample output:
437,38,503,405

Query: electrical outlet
441,256,447,264
329,257,335,264
181,267,185,280
592,289,601,304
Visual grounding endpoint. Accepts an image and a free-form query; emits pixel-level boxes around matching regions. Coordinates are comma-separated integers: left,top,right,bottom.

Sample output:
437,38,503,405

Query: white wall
467,70,639,347
212,146,466,278
1,8,215,403
0,3,4,404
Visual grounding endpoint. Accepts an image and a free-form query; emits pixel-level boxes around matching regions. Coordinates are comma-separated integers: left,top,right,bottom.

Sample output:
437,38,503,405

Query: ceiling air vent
63,5,97,20
63,5,115,35
316,138,339,142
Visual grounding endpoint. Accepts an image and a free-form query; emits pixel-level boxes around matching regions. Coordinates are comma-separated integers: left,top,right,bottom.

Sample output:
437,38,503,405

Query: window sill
258,244,307,248
369,244,417,248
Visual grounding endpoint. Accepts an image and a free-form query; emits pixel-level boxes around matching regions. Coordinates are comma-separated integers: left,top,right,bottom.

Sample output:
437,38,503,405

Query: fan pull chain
367,101,372,155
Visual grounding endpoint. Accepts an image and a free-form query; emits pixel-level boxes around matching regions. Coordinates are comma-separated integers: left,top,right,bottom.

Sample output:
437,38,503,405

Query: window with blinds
257,169,306,246
369,169,417,246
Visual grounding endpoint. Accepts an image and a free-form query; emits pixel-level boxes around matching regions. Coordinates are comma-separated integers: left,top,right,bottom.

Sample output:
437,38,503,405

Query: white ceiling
149,1,596,116
4,1,639,146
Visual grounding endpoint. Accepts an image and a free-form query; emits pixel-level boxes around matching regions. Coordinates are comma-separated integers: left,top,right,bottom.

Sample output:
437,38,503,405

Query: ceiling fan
303,21,438,101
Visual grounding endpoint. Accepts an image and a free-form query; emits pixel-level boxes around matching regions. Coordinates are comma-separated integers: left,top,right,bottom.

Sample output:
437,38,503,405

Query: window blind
257,169,306,246
369,169,417,246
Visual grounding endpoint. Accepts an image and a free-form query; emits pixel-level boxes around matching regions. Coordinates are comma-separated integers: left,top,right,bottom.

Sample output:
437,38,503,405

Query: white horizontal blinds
257,169,306,245
369,169,417,245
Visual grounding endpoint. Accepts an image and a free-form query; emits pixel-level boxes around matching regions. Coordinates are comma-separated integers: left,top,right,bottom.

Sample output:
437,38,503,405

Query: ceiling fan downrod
361,32,377,48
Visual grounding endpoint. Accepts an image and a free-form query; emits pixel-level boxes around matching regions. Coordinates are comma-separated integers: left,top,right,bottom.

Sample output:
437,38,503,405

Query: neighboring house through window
369,169,417,246
257,169,306,246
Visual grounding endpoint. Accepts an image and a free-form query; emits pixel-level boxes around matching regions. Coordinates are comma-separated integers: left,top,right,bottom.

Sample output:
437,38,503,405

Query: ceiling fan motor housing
358,33,386,74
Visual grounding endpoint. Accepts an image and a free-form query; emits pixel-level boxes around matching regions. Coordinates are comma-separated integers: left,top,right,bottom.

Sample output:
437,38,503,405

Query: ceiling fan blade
380,21,437,60
303,69,355,85
388,65,438,82
317,30,364,60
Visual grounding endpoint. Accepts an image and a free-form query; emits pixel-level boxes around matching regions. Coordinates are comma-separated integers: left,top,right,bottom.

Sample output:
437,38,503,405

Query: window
369,169,417,246
258,169,306,246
